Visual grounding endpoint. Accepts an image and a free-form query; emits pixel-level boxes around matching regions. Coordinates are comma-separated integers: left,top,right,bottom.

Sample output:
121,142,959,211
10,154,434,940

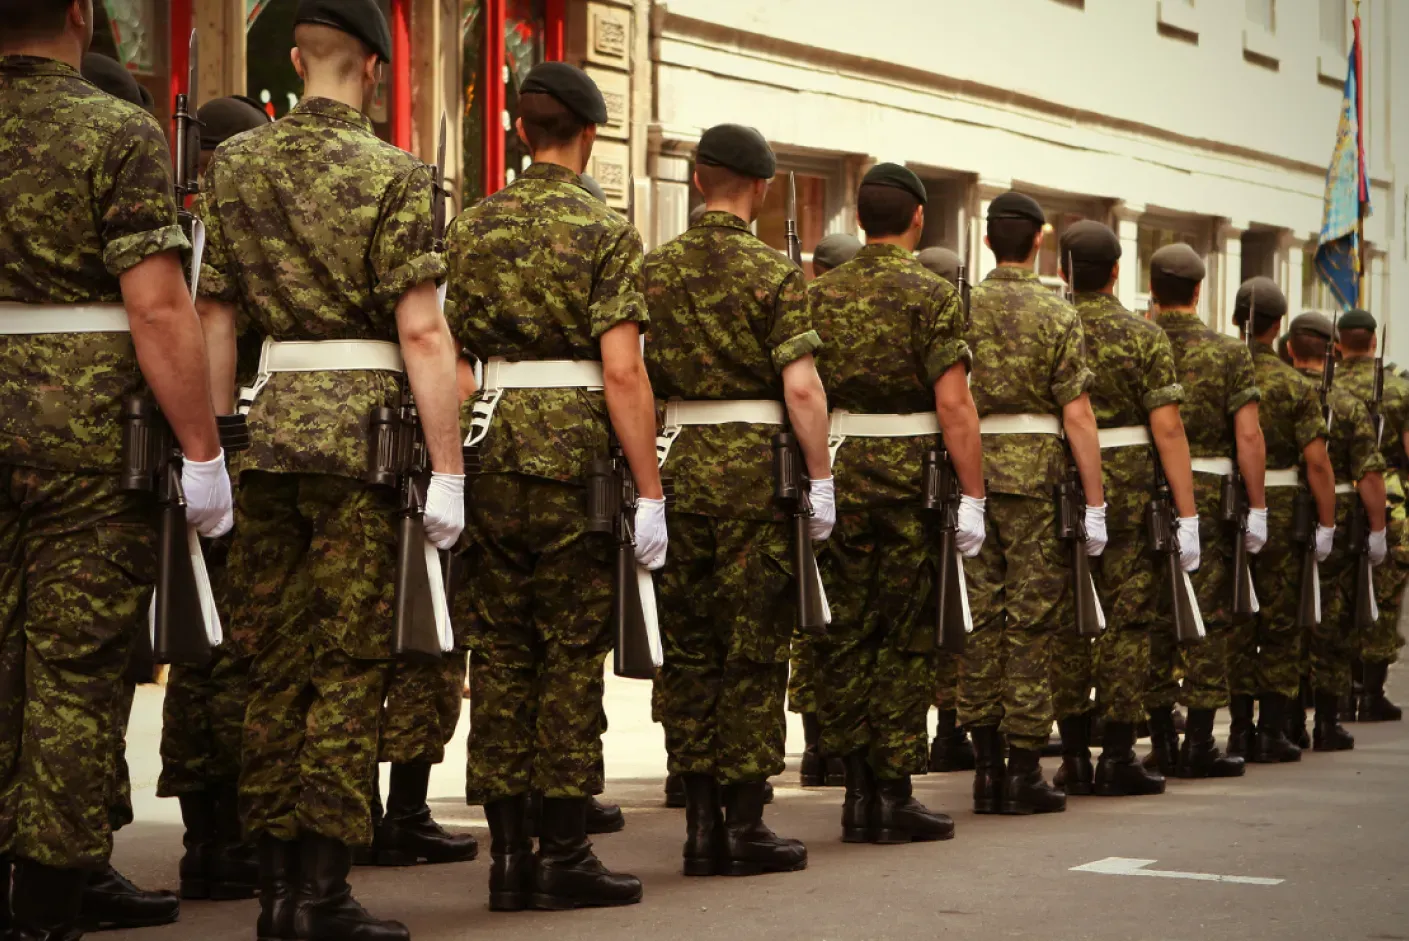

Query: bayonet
432,111,449,252
785,172,803,268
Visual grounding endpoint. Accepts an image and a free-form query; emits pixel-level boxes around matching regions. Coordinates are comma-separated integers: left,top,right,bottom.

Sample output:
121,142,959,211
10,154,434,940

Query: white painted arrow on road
1070,857,1283,886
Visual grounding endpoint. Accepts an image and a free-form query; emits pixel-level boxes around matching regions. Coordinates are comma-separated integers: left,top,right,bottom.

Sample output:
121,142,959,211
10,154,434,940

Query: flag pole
1354,0,1366,306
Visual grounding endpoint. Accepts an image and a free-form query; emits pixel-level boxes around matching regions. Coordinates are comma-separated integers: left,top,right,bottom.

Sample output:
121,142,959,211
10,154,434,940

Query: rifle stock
774,431,828,633
1056,445,1103,637
922,448,970,652
587,448,661,680
1147,450,1204,643
1292,489,1320,629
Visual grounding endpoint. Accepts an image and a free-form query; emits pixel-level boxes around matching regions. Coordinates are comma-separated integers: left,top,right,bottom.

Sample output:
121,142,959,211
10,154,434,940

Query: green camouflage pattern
108,679,137,833
1249,342,1325,468
1337,358,1409,469
225,472,398,845
0,468,154,868
653,515,794,783
199,97,443,481
0,56,188,474
378,654,466,765
933,649,960,711
445,161,647,484
1153,311,1260,459
459,474,614,804
787,633,817,714
644,211,821,520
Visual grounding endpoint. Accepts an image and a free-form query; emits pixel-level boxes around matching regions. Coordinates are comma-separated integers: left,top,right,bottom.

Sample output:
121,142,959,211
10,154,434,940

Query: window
1136,218,1211,318
755,174,827,278
1246,0,1275,32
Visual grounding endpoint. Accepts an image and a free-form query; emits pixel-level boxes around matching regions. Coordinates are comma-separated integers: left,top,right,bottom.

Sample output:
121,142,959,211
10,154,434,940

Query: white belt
979,413,1062,435
1097,426,1150,449
827,410,941,465
1190,457,1235,476
0,302,130,334
1335,482,1356,495
1265,468,1302,488
656,399,786,467
466,356,605,449
238,337,405,415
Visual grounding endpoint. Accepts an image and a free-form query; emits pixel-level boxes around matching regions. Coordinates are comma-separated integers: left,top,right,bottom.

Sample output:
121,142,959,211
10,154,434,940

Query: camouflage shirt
1154,311,1261,462
809,243,971,511
1295,368,1384,522
643,211,821,520
1074,292,1183,531
0,56,188,473
1336,357,1408,469
444,161,647,484
200,97,444,481
968,266,1092,498
1251,341,1325,469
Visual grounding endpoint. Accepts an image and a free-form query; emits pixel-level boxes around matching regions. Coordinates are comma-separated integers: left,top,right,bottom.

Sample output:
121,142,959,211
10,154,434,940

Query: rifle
1293,303,1328,630
1224,298,1257,615
1147,444,1205,643
1349,321,1387,632
586,439,662,679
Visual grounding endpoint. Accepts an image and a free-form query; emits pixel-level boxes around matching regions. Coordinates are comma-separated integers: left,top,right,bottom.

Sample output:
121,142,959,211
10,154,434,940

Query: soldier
0,2,234,938
645,124,831,874
196,2,466,938
1049,222,1196,798
812,233,863,278
915,246,961,285
1225,278,1335,763
1284,312,1387,749
446,62,664,911
1334,308,1408,721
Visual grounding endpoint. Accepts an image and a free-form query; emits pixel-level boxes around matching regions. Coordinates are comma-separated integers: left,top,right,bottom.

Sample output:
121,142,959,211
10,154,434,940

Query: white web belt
1334,482,1356,495
0,303,131,333
979,413,1063,435
1264,468,1302,488
655,399,786,468
1190,457,1235,476
238,337,405,416
464,357,605,450
1097,426,1151,449
826,410,941,466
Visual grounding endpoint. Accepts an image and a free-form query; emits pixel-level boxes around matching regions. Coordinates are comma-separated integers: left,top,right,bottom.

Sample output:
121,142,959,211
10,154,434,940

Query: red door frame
169,0,192,111
390,0,413,151
482,0,565,197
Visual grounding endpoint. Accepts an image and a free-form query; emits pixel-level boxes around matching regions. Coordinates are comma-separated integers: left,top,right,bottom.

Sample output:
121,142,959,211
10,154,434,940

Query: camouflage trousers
379,653,466,765
108,678,137,833
1364,511,1409,664
787,632,817,715
816,505,936,779
0,468,154,869
1306,513,1357,697
1228,489,1303,699
227,472,398,847
1051,524,1161,723
933,649,959,712
460,474,612,804
958,493,1069,751
652,514,793,784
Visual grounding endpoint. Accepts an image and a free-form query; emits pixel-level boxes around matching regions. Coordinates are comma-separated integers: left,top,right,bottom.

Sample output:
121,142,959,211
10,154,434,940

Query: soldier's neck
528,144,587,175
301,77,368,115
1151,303,1197,317
702,196,754,224
867,233,917,250
1,36,82,70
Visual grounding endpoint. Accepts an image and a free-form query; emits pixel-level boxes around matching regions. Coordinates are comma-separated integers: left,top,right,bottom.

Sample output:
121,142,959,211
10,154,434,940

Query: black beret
1289,311,1335,340
916,247,962,284
860,163,927,205
198,96,272,149
1234,277,1287,324
813,233,863,272
295,0,393,62
696,124,777,180
520,62,608,125
579,173,607,203
1148,243,1206,282
1059,220,1121,266
1339,307,1377,332
987,191,1044,225
81,53,146,109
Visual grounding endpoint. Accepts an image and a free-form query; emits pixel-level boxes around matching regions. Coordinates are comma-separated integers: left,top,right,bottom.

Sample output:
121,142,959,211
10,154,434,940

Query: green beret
579,173,607,203
521,62,608,125
296,0,392,62
916,247,962,284
1149,243,1206,282
198,96,272,149
813,233,862,272
1289,311,1335,340
1059,220,1121,265
987,191,1044,225
696,124,776,180
861,163,927,206
1339,307,1377,332
1234,277,1288,324
81,53,147,109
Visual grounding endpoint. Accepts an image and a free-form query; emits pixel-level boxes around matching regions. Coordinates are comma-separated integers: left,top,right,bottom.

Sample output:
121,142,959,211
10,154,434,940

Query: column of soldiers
0,2,1403,940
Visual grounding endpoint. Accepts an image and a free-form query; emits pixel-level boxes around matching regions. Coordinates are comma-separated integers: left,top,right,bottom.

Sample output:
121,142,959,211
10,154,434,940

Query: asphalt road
108,670,1409,941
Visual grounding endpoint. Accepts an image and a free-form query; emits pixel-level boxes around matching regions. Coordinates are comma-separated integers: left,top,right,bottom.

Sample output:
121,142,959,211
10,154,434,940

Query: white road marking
1070,857,1284,885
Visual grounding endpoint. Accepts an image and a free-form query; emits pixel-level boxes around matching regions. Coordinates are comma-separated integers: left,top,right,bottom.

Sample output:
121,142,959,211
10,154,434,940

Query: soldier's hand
423,473,466,550
1315,524,1336,563
1084,504,1108,556
809,477,836,542
1176,516,1201,572
1369,528,1388,566
1245,506,1269,554
635,498,668,570
182,451,234,538
955,495,986,558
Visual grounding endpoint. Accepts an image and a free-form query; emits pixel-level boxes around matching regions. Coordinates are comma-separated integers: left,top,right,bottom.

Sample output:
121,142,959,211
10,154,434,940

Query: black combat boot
970,725,1005,815
586,796,625,834
291,832,409,941
530,797,642,909
720,782,807,875
681,774,723,876
1346,660,1365,721
1312,690,1355,751
800,713,825,786
1094,722,1166,796
1052,715,1093,795
1177,708,1245,778
176,791,217,900
873,776,954,843
929,709,976,773
79,865,180,932
1001,746,1066,815
1286,680,1312,749
663,772,686,808
208,781,258,900
373,762,479,865
840,751,877,841
1144,706,1179,776
1226,694,1256,759
256,835,298,941
1358,662,1403,721
484,795,534,912
10,859,86,941
1253,693,1303,763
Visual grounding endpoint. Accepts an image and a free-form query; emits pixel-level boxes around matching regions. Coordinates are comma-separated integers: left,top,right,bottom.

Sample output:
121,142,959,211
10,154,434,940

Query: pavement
108,670,1409,941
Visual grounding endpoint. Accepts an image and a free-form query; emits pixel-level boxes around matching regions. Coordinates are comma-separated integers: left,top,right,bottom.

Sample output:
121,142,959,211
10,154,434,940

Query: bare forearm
1151,407,1195,517
197,298,238,414
1358,470,1387,530
1235,405,1267,507
1306,453,1336,527
605,366,664,500
1062,398,1104,505
936,400,984,497
402,327,464,475
782,359,831,479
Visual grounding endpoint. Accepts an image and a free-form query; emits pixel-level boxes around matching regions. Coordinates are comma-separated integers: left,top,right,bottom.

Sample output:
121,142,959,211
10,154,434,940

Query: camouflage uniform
200,97,443,846
445,162,646,803
808,245,970,774
1147,311,1259,711
1226,343,1325,701
377,654,465,765
643,211,821,783
1050,294,1183,724
0,56,186,870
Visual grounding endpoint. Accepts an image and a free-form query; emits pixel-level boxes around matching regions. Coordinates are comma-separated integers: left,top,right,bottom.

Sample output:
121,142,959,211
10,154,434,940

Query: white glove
423,473,466,550
1369,528,1388,566
1245,506,1269,554
182,451,233,539
955,495,986,558
1176,516,1201,573
808,477,836,543
1084,504,1108,557
634,497,668,570
1314,524,1336,563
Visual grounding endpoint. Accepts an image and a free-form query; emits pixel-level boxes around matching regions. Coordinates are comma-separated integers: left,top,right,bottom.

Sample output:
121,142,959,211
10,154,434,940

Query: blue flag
1315,38,1370,311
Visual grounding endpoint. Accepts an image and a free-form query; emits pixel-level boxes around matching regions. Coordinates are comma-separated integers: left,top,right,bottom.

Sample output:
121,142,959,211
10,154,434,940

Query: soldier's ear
912,203,925,233
291,48,306,83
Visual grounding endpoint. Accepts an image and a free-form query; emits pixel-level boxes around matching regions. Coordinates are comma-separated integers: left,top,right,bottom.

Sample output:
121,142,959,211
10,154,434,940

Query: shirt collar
693,211,750,232
288,97,374,134
519,162,585,187
1251,340,1276,357
0,55,79,80
1154,309,1203,328
1074,291,1128,314
855,243,912,262
985,265,1040,283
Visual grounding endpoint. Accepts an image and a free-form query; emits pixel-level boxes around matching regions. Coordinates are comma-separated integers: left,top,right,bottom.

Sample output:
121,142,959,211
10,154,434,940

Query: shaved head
293,23,374,83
